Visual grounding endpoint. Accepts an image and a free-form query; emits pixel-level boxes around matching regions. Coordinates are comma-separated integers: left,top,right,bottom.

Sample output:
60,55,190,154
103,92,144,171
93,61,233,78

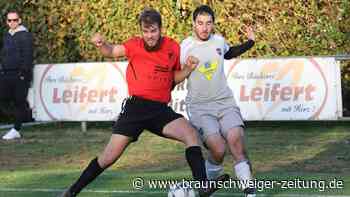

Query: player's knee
210,146,225,163
227,127,244,144
98,155,116,168
211,151,225,163
183,127,199,146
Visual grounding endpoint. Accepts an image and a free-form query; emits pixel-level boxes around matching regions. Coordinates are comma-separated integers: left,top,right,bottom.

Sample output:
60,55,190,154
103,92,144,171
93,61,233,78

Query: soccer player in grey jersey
177,5,256,197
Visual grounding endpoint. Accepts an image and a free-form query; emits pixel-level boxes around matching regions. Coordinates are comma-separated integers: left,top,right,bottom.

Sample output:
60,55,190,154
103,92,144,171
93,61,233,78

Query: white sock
234,160,253,190
205,159,223,180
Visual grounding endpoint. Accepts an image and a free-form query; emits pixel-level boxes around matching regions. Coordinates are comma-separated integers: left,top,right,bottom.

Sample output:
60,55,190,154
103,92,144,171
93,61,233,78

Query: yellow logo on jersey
198,60,218,80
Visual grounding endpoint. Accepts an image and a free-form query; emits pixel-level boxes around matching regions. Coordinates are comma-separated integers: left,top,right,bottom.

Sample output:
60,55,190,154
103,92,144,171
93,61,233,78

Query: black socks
70,157,105,195
185,146,207,181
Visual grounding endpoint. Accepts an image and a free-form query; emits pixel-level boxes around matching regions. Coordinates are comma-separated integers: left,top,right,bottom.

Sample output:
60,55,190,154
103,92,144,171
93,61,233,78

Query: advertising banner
34,57,342,121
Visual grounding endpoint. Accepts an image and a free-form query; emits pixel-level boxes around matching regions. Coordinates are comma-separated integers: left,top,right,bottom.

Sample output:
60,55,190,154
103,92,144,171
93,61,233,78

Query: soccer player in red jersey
59,8,228,197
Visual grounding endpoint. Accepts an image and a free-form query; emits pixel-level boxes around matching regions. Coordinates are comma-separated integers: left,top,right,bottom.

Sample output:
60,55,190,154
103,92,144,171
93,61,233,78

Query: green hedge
1,0,350,114
1,0,349,63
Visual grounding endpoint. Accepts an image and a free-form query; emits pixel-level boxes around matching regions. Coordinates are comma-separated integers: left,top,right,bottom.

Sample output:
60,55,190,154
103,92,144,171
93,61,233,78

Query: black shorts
112,96,183,142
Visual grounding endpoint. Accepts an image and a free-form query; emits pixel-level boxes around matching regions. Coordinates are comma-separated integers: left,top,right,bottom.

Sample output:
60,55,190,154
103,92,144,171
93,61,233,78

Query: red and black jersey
123,36,181,103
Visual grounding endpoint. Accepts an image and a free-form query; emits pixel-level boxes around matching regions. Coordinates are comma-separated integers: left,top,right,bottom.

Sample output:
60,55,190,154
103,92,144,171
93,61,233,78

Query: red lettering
240,84,317,102
88,90,98,102
240,86,250,102
79,87,88,103
251,87,262,101
293,86,304,101
62,90,72,103
305,85,316,101
99,90,109,102
281,87,292,101
109,87,118,102
270,84,280,102
53,88,61,103
51,86,119,104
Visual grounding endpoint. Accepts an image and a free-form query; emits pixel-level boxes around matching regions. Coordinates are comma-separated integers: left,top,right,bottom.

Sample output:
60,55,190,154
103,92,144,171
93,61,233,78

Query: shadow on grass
250,123,350,196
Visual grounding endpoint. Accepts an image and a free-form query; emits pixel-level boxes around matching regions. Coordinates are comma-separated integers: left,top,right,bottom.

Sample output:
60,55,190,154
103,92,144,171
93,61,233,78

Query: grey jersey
181,34,235,105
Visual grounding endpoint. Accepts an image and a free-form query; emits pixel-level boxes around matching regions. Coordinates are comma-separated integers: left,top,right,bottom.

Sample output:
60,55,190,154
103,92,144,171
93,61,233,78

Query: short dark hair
6,10,21,18
139,8,162,28
193,5,215,22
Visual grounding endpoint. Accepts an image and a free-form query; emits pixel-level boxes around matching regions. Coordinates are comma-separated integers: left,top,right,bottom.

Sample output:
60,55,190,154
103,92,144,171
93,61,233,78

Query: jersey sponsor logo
198,60,218,80
146,75,172,83
154,65,171,73
147,64,173,84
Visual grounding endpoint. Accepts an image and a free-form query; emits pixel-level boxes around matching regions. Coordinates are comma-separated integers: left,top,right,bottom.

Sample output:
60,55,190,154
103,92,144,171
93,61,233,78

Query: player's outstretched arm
174,55,199,84
224,25,255,60
91,33,126,58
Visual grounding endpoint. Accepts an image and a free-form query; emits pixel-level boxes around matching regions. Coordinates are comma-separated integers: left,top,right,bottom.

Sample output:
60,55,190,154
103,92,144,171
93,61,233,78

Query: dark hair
193,5,215,22
6,10,21,18
139,8,162,28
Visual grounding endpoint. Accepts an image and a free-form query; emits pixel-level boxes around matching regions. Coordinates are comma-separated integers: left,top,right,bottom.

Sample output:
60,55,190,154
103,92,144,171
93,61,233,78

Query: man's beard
144,37,162,51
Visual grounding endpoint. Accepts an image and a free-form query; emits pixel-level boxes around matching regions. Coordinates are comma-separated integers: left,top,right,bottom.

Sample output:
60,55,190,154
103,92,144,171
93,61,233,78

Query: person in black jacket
1,10,33,140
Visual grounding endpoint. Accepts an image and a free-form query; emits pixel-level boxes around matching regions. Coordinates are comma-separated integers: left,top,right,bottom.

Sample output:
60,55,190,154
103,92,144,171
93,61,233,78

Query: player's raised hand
243,25,255,41
185,55,199,71
91,33,105,48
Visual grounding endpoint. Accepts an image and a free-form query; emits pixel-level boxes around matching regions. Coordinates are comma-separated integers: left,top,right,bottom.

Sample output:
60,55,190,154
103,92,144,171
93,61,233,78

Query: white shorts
187,98,244,141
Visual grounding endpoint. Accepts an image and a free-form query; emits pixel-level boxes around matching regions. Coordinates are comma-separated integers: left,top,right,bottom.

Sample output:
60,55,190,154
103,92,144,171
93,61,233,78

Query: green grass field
0,121,349,197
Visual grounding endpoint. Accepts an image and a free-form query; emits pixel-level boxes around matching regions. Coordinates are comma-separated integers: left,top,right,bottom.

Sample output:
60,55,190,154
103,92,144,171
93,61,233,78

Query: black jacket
1,26,33,74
